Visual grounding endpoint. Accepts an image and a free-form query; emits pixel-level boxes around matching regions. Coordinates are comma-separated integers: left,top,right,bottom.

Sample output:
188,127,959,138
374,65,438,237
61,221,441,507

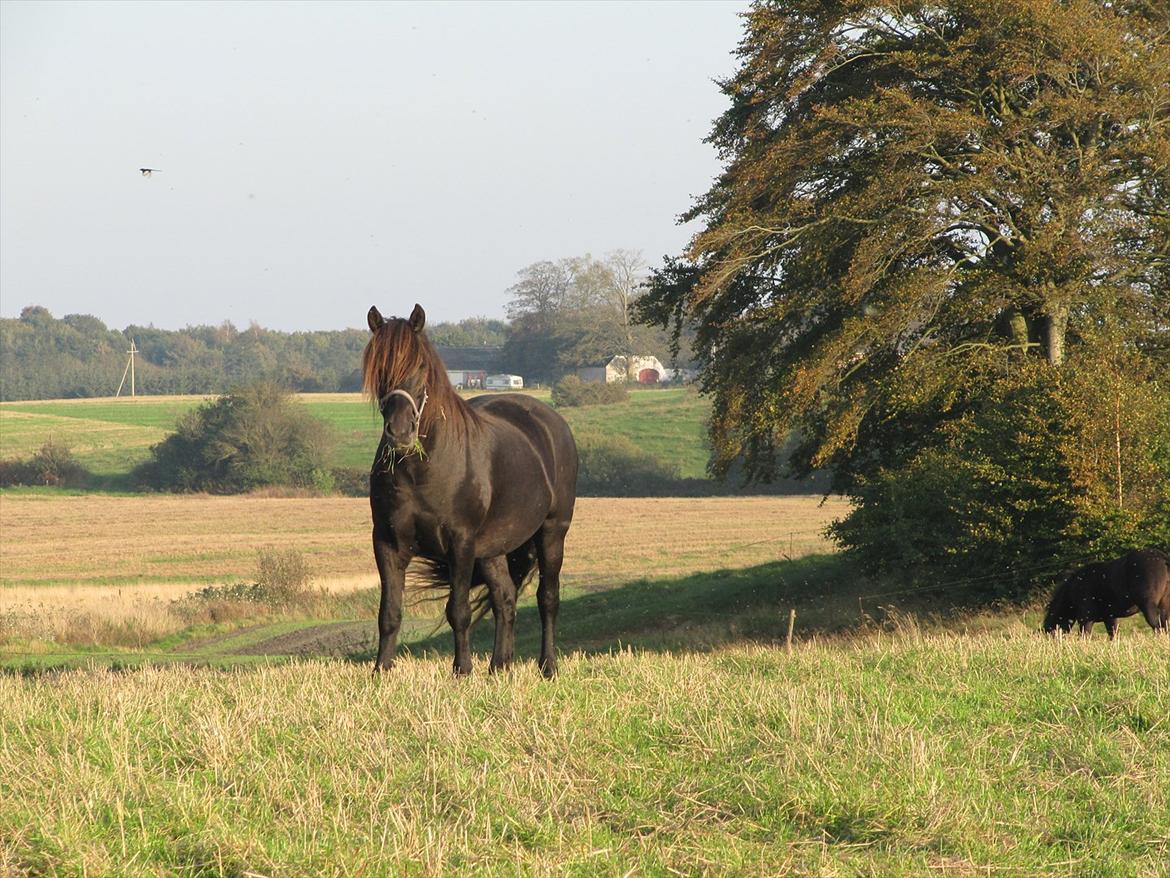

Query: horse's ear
367,306,385,333
409,304,426,333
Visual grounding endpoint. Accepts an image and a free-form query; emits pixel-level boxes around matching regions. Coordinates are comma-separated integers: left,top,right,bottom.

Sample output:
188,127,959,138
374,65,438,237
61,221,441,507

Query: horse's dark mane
361,318,472,436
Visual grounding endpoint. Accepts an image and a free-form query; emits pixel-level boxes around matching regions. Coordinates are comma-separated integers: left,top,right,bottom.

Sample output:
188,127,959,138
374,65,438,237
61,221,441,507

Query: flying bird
139,168,161,177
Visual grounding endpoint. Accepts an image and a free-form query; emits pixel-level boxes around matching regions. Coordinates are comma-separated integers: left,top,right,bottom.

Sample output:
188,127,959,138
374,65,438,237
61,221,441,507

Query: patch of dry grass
0,494,846,648
0,494,846,589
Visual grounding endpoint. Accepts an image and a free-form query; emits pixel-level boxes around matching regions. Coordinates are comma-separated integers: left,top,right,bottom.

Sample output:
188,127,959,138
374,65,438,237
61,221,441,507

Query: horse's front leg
1105,617,1119,640
372,528,408,673
447,540,476,676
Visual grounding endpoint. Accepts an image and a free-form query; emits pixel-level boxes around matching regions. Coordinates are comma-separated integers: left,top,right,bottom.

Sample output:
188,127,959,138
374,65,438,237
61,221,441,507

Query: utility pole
116,339,138,398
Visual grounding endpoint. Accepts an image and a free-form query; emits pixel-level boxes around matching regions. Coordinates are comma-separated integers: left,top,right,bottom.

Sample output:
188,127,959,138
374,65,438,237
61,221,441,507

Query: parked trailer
484,374,524,390
446,369,486,390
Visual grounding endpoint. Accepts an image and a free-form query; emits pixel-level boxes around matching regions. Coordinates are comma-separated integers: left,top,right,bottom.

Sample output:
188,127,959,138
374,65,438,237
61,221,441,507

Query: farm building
484,374,524,390
445,369,486,389
577,355,666,384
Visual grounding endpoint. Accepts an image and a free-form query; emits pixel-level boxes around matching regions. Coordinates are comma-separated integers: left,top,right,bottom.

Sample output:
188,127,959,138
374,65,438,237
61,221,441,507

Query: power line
115,339,138,398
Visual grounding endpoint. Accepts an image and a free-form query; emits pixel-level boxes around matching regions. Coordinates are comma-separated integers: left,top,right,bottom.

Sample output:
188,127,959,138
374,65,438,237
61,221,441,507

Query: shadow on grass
367,553,987,664
3,554,1020,674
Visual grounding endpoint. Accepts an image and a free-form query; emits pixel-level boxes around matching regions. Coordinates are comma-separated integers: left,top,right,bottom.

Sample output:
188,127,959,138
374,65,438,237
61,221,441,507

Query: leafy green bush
0,439,89,488
331,466,369,497
577,434,682,496
830,362,1170,599
134,383,335,493
552,375,629,407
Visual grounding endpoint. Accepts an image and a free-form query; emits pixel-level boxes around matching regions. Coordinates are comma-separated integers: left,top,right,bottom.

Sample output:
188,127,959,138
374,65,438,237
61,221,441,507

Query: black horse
363,304,578,676
1043,549,1170,639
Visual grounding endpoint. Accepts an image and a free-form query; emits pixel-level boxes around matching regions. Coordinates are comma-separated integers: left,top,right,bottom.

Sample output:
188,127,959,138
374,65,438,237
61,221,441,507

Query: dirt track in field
230,621,375,658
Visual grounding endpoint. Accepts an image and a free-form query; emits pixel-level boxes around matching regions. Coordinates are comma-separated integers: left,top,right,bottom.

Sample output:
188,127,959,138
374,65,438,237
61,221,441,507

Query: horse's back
469,393,578,514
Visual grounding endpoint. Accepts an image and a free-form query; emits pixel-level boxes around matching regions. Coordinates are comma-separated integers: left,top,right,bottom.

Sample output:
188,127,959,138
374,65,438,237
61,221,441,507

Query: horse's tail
411,539,540,624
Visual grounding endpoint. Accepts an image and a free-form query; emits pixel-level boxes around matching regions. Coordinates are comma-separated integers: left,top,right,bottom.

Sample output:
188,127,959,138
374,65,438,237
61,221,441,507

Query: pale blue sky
0,0,746,331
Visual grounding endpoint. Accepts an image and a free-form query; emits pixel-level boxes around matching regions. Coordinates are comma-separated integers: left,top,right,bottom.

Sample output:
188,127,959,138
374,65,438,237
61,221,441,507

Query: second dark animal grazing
363,304,578,677
1043,549,1170,639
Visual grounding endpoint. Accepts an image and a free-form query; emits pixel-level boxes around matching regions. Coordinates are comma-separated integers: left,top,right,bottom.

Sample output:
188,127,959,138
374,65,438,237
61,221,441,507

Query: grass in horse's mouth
383,437,428,473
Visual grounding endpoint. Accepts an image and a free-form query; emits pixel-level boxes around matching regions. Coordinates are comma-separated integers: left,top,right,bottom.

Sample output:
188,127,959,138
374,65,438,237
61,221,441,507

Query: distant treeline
0,306,507,400
2,251,687,400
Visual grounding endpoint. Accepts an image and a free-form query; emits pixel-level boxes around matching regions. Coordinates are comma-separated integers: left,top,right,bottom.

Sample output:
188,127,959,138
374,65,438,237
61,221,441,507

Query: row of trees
500,250,681,384
1,252,684,400
640,0,1169,596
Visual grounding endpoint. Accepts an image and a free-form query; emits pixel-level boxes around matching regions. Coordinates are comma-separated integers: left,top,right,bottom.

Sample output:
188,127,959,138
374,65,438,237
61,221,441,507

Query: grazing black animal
1043,549,1170,638
363,304,578,677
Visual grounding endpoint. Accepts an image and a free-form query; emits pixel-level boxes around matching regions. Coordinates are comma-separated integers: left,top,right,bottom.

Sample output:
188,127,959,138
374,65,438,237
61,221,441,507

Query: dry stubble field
0,493,849,634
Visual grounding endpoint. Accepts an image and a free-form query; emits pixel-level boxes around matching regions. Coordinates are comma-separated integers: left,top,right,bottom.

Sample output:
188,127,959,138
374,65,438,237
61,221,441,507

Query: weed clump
174,549,321,623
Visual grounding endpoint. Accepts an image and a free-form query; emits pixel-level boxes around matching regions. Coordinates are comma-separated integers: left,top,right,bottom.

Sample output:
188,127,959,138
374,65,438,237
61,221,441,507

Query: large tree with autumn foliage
642,0,1169,591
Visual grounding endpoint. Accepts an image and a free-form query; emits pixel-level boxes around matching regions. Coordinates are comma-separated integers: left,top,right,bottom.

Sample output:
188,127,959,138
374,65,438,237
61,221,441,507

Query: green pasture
0,387,711,484
4,526,1167,876
557,387,711,479
3,629,1167,876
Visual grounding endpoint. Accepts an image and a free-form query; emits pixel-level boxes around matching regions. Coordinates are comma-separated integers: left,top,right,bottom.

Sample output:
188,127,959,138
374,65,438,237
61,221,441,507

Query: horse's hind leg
1139,602,1168,635
1105,617,1119,640
536,521,569,679
480,555,517,673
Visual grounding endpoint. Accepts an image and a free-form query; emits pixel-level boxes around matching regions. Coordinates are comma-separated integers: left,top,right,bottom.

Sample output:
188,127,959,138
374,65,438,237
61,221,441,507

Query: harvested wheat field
0,492,848,603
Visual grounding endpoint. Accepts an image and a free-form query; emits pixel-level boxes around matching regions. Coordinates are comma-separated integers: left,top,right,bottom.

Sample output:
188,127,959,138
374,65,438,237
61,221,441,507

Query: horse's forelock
362,320,420,399
361,318,465,432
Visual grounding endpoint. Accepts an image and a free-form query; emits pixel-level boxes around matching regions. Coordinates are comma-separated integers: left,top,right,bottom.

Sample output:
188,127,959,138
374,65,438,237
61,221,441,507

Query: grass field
0,494,843,591
5,403,1166,875
3,636,1167,877
0,387,713,482
0,392,380,477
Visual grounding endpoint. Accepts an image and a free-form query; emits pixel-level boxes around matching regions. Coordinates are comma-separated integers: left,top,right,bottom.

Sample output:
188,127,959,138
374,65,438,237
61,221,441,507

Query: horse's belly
473,505,548,558
471,475,553,557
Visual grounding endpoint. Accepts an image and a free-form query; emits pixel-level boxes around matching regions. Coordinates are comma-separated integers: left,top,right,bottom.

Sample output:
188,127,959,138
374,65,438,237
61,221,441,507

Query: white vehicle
484,374,524,390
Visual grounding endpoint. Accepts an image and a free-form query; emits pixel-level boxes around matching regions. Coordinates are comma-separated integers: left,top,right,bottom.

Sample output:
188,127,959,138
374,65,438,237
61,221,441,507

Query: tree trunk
1005,308,1031,350
1042,303,1069,367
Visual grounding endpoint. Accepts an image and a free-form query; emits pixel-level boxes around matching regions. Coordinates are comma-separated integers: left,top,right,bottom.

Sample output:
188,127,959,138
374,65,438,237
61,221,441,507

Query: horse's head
1042,572,1081,634
364,304,431,451
1042,601,1075,634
